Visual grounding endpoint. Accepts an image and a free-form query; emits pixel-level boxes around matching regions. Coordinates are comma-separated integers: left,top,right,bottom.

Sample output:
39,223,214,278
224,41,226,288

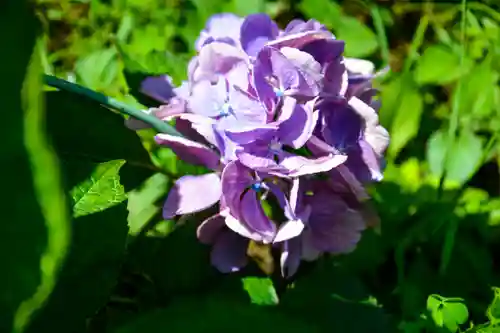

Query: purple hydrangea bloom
130,13,390,278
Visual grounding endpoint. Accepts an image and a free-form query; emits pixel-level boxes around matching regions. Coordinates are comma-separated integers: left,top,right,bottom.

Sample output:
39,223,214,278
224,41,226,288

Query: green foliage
2,0,500,332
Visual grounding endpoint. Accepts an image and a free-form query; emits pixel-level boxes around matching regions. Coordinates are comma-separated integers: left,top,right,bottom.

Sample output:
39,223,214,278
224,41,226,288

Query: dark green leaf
45,90,155,192
112,296,320,333
0,3,71,333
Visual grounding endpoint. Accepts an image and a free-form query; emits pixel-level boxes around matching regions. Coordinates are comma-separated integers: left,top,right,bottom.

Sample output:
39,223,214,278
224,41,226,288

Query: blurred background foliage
4,0,500,332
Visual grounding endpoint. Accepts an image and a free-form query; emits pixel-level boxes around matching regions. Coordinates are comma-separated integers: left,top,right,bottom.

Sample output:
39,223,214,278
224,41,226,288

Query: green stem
43,74,183,137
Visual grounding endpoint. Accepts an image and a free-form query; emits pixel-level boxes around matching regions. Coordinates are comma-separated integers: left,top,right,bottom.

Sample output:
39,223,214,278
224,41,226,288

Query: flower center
269,140,282,153
218,102,232,117
273,87,284,98
251,182,263,191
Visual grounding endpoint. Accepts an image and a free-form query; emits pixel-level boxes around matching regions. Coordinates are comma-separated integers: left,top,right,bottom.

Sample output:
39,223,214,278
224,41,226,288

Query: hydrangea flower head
130,13,390,278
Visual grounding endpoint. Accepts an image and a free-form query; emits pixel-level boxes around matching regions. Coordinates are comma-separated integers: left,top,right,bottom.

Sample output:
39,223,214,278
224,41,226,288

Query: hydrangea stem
43,75,183,137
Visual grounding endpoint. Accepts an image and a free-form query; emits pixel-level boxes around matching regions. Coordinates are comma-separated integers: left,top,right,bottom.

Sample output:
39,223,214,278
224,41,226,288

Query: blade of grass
438,0,468,276
370,5,391,68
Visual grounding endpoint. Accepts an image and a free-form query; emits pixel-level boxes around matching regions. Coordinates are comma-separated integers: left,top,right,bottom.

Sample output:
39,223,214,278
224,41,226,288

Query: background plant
2,0,500,332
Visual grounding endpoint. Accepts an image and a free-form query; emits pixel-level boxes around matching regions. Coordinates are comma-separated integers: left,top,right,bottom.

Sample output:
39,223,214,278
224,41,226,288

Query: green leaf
388,85,424,158
127,219,217,296
26,203,129,333
22,90,154,331
112,296,321,333
44,90,155,193
487,287,500,324
225,0,265,16
298,0,341,30
427,295,469,332
242,277,279,306
75,48,119,92
414,45,470,85
281,260,394,332
71,160,127,218
127,172,170,236
335,16,379,58
426,129,483,187
0,3,71,333
454,57,497,118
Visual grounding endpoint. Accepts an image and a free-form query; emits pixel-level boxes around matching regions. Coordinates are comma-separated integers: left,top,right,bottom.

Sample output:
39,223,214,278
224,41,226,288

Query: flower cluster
129,13,390,277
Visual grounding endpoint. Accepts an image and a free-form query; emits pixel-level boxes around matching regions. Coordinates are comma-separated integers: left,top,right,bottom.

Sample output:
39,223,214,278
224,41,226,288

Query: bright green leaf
414,45,470,85
388,85,423,157
487,287,500,324
454,57,496,118
335,16,379,58
427,295,468,332
127,172,170,235
298,0,341,30
242,277,279,306
75,48,119,92
426,129,483,187
445,129,484,186
71,160,128,218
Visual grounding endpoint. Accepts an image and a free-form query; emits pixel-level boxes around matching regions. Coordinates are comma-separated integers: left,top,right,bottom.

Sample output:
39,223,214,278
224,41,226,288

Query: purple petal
197,42,249,79
239,190,276,243
211,229,249,273
267,30,333,50
278,97,318,148
280,237,302,277
300,39,345,66
141,75,175,103
323,59,348,96
155,133,220,170
304,189,365,254
197,214,226,244
163,173,222,219
222,209,266,241
240,14,279,57
236,147,279,172
188,78,227,117
221,161,254,220
225,124,277,144
278,152,347,177
280,47,323,95
196,13,244,51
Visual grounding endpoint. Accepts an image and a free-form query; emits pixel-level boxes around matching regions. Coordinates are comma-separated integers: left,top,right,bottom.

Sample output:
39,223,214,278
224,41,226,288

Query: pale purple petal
221,161,254,220
221,209,267,242
155,133,220,169
224,124,277,144
163,173,222,219
197,42,249,79
279,152,347,177
196,13,244,51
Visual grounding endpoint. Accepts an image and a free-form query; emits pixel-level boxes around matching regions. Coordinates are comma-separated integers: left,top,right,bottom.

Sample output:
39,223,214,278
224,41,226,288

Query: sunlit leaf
427,295,469,332
335,16,379,58
388,85,423,158
414,45,470,85
242,277,279,306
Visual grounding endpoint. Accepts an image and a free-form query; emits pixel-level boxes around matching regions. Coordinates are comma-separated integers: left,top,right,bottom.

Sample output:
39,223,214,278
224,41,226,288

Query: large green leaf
388,84,424,158
281,260,395,333
0,2,71,332
426,129,483,187
112,296,321,333
44,90,155,192
23,90,156,331
335,16,379,58
414,45,471,85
